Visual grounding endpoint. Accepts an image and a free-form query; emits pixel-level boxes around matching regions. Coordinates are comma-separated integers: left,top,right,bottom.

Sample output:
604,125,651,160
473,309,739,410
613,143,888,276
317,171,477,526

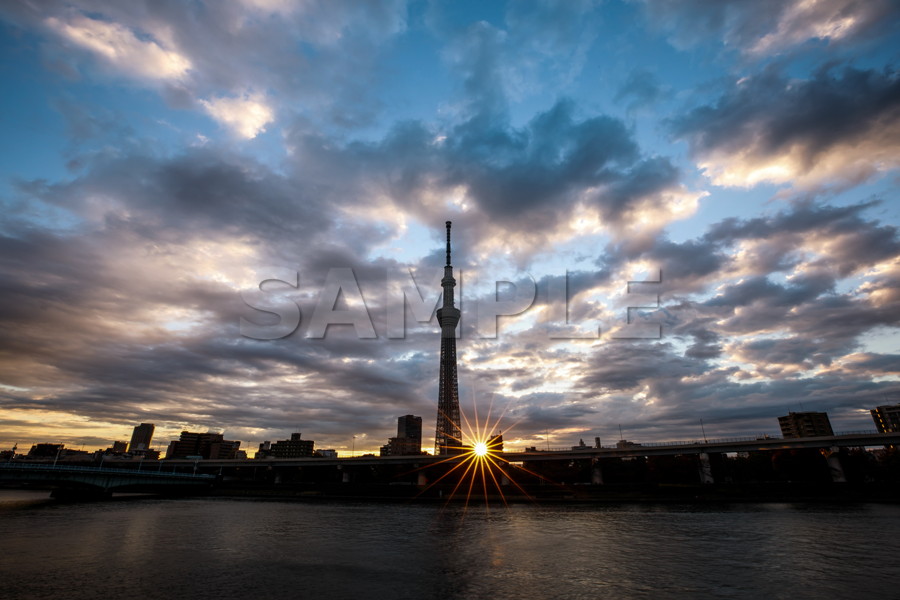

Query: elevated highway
157,430,900,469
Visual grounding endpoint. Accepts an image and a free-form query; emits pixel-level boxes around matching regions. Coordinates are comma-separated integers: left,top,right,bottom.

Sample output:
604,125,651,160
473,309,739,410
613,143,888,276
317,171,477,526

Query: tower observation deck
435,221,462,455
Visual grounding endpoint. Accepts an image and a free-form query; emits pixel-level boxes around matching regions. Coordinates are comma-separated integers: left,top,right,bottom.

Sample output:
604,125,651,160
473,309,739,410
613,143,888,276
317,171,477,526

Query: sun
473,441,489,456
410,395,557,507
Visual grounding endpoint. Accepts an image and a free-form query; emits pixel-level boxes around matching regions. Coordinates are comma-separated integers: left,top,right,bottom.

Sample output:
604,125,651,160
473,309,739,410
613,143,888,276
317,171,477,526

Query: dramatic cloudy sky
1,0,899,454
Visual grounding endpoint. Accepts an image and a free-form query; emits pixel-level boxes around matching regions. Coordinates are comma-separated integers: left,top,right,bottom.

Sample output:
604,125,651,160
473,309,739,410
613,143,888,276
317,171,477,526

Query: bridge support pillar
822,447,847,483
698,453,714,484
591,459,603,485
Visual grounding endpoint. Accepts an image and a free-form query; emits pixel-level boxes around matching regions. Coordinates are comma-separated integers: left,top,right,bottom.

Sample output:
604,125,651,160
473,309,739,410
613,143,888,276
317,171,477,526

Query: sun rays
412,393,552,507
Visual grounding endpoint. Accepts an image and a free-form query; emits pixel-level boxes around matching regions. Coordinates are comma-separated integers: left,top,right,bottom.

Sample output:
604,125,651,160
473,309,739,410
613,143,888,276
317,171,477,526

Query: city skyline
1,1,899,455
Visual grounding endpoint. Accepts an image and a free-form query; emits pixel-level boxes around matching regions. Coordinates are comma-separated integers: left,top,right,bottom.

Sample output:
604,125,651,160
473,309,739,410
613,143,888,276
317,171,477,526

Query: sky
1,0,899,455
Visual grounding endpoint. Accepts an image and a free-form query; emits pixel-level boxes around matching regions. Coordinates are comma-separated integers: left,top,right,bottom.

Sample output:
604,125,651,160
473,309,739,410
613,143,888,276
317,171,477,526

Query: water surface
1,492,896,599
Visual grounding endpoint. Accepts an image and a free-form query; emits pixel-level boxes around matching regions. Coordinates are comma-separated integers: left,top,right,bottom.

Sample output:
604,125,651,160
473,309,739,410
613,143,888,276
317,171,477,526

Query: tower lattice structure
435,220,462,455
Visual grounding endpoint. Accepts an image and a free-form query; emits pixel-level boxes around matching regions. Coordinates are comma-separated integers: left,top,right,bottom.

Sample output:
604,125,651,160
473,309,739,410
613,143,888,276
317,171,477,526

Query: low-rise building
256,433,314,458
166,431,242,459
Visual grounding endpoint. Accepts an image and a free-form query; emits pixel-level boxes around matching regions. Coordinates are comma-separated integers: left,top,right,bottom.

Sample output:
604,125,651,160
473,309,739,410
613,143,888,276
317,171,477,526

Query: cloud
672,66,900,189
430,0,601,107
639,0,899,55
1,0,411,137
44,14,191,81
748,0,898,56
2,0,899,452
285,97,703,256
200,92,275,139
614,69,663,111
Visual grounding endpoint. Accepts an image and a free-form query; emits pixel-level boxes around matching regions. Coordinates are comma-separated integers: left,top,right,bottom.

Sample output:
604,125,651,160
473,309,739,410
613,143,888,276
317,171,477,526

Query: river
1,490,897,599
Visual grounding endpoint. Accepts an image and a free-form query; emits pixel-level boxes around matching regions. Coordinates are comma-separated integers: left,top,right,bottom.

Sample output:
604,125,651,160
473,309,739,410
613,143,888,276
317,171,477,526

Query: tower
435,221,462,455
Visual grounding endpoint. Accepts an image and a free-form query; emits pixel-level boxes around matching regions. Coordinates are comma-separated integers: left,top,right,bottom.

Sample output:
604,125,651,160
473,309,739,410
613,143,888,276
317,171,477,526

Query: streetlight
351,435,357,457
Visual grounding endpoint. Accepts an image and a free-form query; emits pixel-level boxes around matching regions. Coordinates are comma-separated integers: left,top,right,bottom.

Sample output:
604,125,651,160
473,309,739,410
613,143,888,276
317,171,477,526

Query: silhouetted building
256,433,314,458
398,414,422,442
165,431,242,459
435,221,462,455
778,411,834,438
381,415,424,456
616,439,642,448
871,404,900,433
128,423,155,452
104,441,128,454
27,443,64,458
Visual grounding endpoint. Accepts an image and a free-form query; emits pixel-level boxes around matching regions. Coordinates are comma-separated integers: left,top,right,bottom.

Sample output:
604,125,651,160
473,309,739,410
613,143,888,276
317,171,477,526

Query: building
778,411,834,438
256,433,315,458
380,415,425,456
27,443,64,458
871,404,900,433
397,414,422,442
103,441,128,454
434,221,462,455
165,431,242,459
128,423,155,452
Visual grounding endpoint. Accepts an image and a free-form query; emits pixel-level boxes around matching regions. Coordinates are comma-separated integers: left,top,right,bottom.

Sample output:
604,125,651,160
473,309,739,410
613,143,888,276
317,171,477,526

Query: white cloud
750,0,870,55
45,14,191,81
696,120,900,189
199,93,276,139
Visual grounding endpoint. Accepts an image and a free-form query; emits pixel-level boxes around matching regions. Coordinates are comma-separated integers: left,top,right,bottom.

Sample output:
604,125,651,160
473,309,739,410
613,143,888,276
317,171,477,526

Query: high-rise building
380,415,424,456
434,221,462,455
165,431,242,459
128,423,155,452
397,415,422,442
871,404,900,433
778,411,834,438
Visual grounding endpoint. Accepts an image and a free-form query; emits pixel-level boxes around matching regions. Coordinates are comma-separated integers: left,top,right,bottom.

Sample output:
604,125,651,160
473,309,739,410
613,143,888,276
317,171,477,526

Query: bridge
505,430,900,461
6,431,897,493
0,463,216,499
154,430,900,469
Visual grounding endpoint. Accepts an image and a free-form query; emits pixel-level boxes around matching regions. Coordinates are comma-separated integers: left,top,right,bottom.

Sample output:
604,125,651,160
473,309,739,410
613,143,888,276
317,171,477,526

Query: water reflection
1,497,898,599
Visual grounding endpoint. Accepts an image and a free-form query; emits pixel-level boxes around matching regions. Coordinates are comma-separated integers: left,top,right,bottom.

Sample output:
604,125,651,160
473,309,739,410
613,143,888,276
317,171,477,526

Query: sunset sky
1,0,898,455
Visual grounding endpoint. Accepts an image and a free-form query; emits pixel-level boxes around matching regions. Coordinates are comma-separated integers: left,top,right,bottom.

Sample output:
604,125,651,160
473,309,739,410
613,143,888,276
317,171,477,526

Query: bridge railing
0,463,215,479
515,430,887,453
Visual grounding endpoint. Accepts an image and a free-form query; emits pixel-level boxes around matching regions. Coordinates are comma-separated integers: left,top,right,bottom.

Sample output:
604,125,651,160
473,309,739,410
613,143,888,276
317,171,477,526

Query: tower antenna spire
445,220,452,267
